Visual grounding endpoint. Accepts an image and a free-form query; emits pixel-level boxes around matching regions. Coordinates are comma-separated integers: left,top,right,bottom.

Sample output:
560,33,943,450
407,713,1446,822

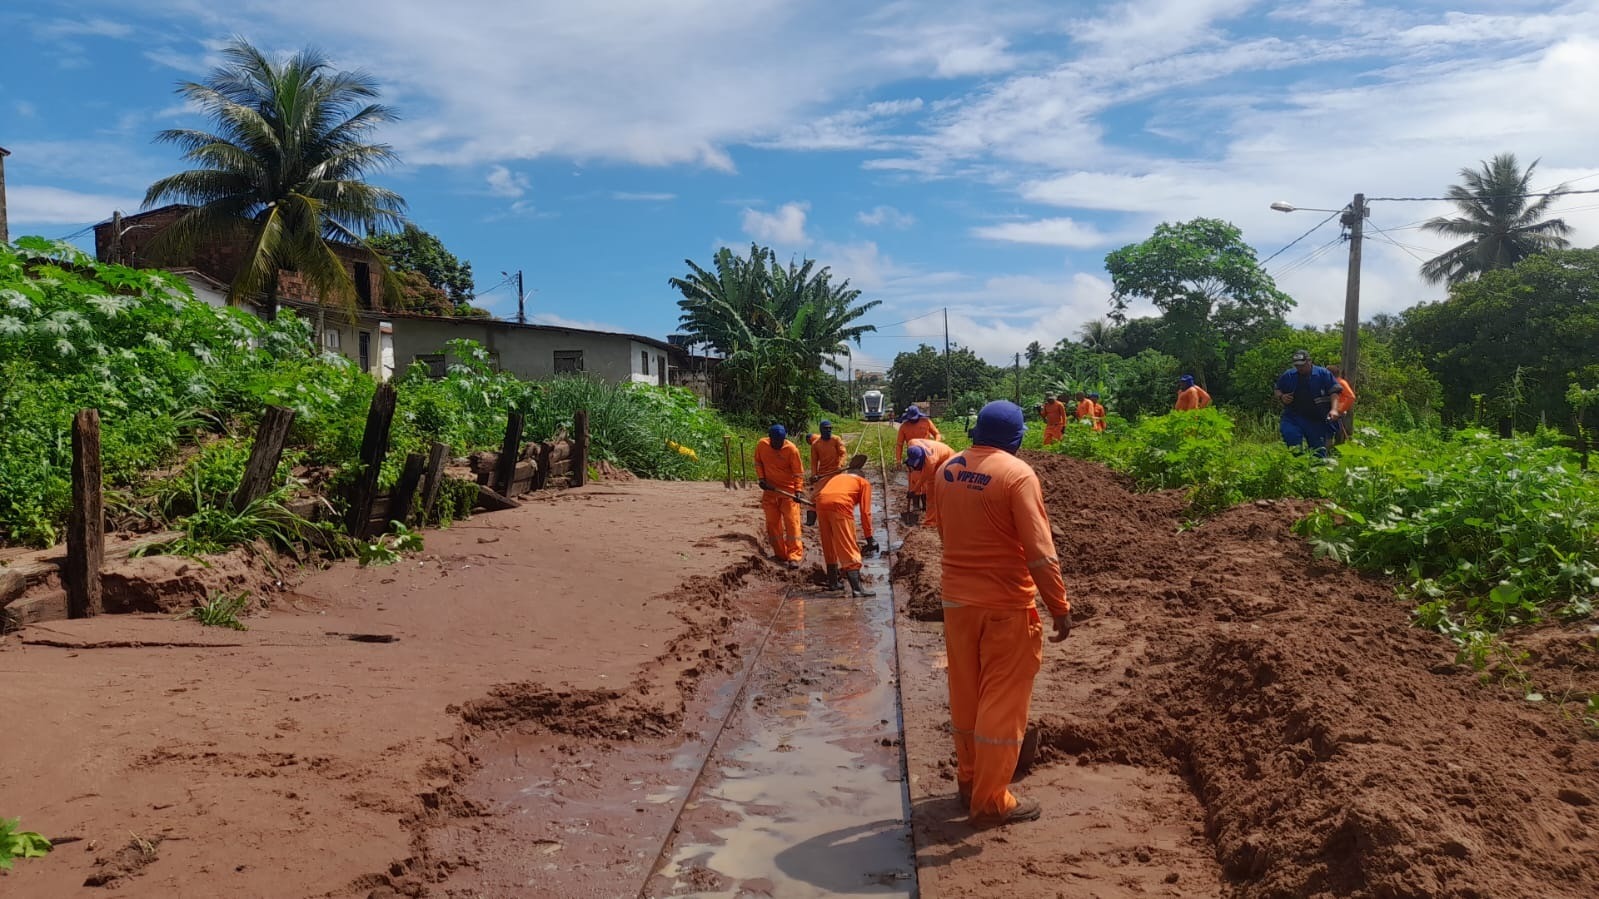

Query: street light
1271,193,1369,431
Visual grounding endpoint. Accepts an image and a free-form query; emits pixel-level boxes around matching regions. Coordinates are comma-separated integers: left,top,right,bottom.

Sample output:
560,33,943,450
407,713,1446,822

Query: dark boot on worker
970,795,1042,828
844,570,875,597
824,564,842,593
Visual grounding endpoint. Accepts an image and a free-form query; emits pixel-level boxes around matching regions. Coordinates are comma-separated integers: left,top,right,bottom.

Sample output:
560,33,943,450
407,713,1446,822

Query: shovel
761,483,814,507
805,454,871,525
1014,724,1041,777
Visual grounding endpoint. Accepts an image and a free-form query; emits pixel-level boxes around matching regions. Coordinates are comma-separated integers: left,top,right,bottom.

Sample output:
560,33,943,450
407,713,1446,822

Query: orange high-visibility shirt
1075,398,1095,421
905,438,955,498
1042,400,1068,428
895,418,941,461
815,472,872,539
933,446,1069,617
753,437,804,492
1175,385,1212,411
1092,402,1106,431
1335,378,1356,415
808,433,847,478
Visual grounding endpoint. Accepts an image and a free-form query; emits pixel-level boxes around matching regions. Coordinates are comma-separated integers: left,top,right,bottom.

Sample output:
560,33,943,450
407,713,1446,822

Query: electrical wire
1270,236,1344,278
1260,209,1342,266
871,308,942,330
1365,220,1430,264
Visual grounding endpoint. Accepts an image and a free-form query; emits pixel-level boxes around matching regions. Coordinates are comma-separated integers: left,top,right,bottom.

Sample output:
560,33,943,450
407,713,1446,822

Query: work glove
757,479,771,491
863,536,879,553
1049,610,1073,643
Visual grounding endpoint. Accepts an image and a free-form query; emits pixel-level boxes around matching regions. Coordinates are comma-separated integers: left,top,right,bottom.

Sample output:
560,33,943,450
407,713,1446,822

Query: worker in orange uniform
807,419,847,481
754,424,805,569
815,458,878,597
1088,392,1106,432
1074,390,1094,424
1327,364,1357,444
894,405,941,462
1174,375,1211,411
903,438,955,525
932,401,1071,827
1040,394,1068,445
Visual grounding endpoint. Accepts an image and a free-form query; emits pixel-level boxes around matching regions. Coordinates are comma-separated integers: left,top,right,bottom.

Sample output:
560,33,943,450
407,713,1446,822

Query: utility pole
1014,352,1021,404
942,306,952,409
845,347,854,412
1340,193,1366,431
0,146,10,245
109,210,123,264
514,270,526,325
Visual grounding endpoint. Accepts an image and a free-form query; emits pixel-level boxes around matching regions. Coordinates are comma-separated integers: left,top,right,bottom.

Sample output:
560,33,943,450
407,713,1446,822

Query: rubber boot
844,570,875,597
824,564,842,593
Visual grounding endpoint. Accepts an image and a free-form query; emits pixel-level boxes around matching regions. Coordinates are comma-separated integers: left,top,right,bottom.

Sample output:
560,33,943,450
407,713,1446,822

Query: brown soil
0,482,776,898
898,451,1599,899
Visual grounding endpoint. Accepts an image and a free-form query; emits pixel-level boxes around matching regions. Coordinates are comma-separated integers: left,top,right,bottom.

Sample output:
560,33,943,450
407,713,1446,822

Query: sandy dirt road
1,481,771,897
894,451,1599,899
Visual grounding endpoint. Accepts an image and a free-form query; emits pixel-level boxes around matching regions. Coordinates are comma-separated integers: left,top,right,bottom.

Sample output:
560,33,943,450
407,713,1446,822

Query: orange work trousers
1042,424,1064,445
943,603,1043,819
761,491,804,562
817,506,862,571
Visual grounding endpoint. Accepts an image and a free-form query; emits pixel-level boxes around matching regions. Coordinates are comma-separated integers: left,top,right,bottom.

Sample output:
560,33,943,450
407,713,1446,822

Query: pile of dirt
892,526,944,621
99,546,285,614
904,450,1599,898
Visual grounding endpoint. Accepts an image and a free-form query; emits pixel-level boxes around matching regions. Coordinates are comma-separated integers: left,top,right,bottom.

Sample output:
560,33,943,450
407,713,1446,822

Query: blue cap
819,420,832,429
1088,392,1100,399
1180,375,1195,387
769,424,787,444
905,445,927,470
970,401,1026,454
902,405,924,421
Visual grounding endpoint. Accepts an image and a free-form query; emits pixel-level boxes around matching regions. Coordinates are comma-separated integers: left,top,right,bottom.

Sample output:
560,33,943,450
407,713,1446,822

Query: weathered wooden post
494,411,526,494
722,435,733,489
534,441,554,492
571,410,590,487
390,452,427,527
346,383,397,538
417,441,450,525
234,405,296,512
66,409,104,619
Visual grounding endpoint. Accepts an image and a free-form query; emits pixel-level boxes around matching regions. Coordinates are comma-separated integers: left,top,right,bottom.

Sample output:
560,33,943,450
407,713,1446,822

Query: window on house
354,262,373,307
358,331,372,372
416,353,447,379
554,350,584,374
322,329,341,350
657,354,666,386
641,350,650,375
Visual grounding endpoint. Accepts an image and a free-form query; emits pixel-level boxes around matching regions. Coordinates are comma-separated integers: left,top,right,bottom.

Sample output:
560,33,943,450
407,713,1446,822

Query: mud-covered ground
896,451,1599,899
0,481,779,898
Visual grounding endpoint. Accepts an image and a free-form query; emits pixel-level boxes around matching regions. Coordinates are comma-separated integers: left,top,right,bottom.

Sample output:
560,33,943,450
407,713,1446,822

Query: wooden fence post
66,409,104,619
417,441,450,525
571,410,590,488
346,383,397,538
494,411,526,495
234,405,296,512
534,441,554,492
390,452,427,527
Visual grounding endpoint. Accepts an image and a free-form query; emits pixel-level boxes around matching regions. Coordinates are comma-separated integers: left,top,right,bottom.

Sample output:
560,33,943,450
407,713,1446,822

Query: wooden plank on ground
475,484,519,512
66,409,104,619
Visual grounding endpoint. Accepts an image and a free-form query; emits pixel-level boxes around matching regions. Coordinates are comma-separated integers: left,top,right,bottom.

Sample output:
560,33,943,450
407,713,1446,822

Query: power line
871,308,942,330
1365,220,1429,264
1271,236,1344,277
1260,209,1342,266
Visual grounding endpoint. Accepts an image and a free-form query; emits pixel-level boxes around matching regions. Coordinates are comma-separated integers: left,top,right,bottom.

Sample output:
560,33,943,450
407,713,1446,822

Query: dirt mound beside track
903,450,1599,898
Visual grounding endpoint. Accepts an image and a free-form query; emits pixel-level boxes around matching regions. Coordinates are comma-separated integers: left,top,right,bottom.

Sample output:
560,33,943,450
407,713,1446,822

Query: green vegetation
369,224,487,317
358,521,424,567
671,243,878,429
0,818,51,870
1045,409,1599,649
1419,153,1571,286
185,592,252,630
0,240,732,550
143,39,406,318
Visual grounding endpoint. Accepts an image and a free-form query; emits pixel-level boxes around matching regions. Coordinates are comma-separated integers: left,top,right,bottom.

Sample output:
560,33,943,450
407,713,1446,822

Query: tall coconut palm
143,40,406,319
1420,153,1571,286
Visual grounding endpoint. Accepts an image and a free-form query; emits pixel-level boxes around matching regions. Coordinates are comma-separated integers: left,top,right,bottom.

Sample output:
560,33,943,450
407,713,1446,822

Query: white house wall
389,317,659,385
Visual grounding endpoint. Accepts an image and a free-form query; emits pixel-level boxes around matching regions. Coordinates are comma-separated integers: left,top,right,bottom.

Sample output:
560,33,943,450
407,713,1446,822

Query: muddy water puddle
645,520,915,897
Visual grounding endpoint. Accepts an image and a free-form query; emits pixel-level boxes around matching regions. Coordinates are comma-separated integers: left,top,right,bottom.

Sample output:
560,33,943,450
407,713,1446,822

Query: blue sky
4,0,1598,372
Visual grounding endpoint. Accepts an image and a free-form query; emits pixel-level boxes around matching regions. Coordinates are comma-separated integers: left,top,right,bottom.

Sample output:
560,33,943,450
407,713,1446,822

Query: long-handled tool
722,435,734,489
804,453,870,524
759,482,814,506
737,438,750,488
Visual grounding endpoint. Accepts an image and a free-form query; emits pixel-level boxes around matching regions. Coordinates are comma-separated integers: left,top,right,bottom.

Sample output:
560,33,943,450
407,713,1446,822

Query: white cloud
5,185,135,226
528,312,628,333
742,202,811,246
34,17,133,40
972,217,1116,248
485,165,530,198
14,100,37,118
611,191,676,202
858,205,916,228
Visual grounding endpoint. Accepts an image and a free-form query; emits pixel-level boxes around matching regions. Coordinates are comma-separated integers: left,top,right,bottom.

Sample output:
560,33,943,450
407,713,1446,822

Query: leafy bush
186,592,251,630
0,817,51,870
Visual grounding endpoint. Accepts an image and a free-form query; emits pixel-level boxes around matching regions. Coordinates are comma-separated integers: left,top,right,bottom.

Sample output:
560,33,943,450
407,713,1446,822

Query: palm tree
144,39,406,319
1077,318,1116,350
1420,153,1571,286
671,244,879,424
